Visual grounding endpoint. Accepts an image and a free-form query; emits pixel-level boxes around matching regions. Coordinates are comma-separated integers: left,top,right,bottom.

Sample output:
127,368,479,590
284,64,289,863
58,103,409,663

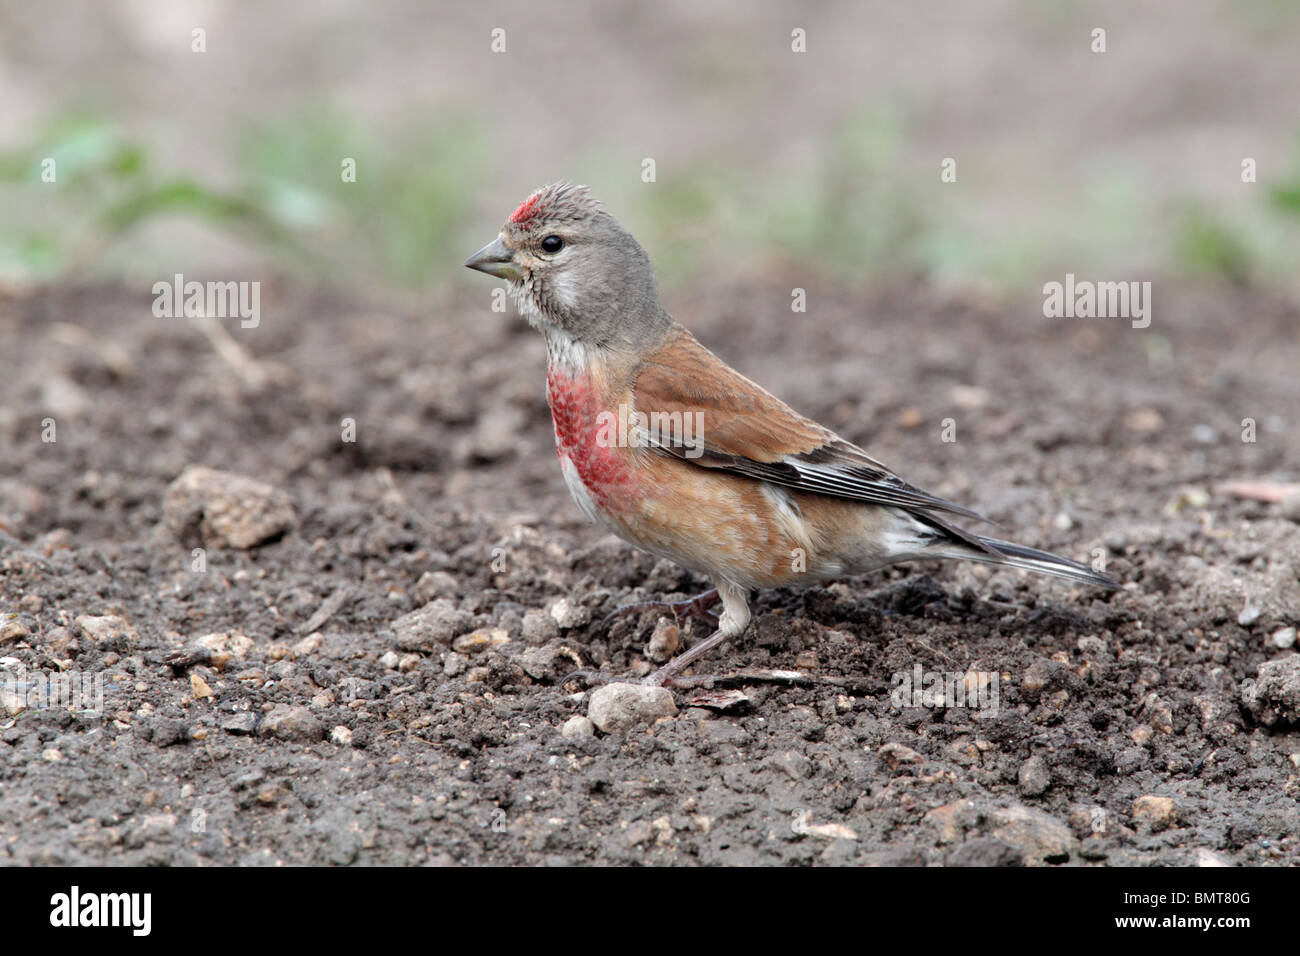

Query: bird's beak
464,235,522,281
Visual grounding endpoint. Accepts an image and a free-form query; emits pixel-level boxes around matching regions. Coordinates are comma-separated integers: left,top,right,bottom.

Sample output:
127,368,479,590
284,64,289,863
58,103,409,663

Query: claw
600,588,720,630
557,668,612,689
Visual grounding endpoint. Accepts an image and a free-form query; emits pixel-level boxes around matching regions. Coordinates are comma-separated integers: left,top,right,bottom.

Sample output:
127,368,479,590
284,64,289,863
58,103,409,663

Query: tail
956,534,1120,590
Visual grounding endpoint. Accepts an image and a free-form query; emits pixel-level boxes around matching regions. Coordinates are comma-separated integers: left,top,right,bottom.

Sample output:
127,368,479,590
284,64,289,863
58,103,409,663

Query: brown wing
633,325,989,523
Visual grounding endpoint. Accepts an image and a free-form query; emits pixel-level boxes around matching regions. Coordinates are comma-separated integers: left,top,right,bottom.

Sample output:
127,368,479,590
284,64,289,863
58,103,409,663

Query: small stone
1018,755,1050,796
521,608,559,645
414,570,458,603
75,614,138,647
150,718,190,748
391,599,473,653
1241,655,1300,727
1237,602,1262,627
646,619,680,663
947,838,1023,867
1270,627,1296,650
519,645,562,680
1132,795,1179,832
196,630,253,663
378,651,400,669
625,820,654,848
1,619,30,643
879,742,923,771
587,682,677,734
162,465,296,549
292,633,323,657
261,704,323,742
398,653,421,672
452,628,510,655
950,385,989,409
219,713,258,735
990,806,1076,865
1194,847,1231,867
330,726,354,746
897,406,924,429
0,686,25,716
189,674,214,699
41,748,62,762
131,813,178,845
800,820,857,841
1125,408,1164,433
443,652,469,677
549,598,591,630
770,750,811,781
561,715,595,738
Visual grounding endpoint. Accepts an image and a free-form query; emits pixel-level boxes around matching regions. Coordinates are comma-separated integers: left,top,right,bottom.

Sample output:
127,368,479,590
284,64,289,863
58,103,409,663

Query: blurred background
2,0,1299,301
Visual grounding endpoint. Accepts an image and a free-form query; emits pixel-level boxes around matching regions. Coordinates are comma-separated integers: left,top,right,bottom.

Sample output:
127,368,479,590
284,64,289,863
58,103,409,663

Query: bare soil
1,278,1297,865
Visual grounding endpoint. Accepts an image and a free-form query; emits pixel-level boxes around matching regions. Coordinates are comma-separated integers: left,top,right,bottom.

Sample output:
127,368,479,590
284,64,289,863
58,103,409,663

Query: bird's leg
600,587,720,630
561,583,748,690
644,581,751,687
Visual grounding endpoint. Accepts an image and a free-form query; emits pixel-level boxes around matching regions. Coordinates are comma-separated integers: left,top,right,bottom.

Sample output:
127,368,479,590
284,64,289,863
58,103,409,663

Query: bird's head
464,183,667,350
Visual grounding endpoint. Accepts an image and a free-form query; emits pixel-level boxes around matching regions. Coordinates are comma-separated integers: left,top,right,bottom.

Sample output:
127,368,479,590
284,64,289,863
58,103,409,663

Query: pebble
947,837,1023,867
646,619,680,663
391,599,473,652
452,628,510,655
1270,627,1296,650
549,598,591,630
1132,795,1179,832
561,715,595,738
219,713,258,735
1241,655,1300,727
770,750,811,781
189,674,214,699
378,651,400,669
1018,755,1051,796
1237,602,1262,627
196,630,253,665
414,570,458,603
443,652,468,677
75,614,138,646
1195,847,1232,867
587,683,677,734
521,608,559,645
150,718,190,748
879,742,924,770
989,806,1076,865
162,464,296,549
261,704,323,742
1,620,30,643
519,645,562,680
292,633,323,657
330,726,354,746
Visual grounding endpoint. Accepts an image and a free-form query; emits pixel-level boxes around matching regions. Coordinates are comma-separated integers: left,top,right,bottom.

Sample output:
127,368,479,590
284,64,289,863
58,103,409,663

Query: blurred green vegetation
2,111,1298,294
0,111,485,290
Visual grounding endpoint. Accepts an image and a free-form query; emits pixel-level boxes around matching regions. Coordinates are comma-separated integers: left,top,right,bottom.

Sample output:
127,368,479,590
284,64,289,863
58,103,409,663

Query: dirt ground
1,277,1298,866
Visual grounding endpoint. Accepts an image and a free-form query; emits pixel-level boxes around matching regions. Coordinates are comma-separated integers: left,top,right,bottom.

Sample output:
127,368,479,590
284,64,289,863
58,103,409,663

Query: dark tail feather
965,535,1120,590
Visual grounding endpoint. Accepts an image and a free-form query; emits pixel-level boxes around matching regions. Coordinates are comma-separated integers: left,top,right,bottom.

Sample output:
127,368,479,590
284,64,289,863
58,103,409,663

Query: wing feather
634,325,991,527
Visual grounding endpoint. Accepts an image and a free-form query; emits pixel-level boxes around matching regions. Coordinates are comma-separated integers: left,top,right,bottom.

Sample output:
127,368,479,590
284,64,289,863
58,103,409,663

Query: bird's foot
558,666,720,690
600,588,720,630
559,624,735,690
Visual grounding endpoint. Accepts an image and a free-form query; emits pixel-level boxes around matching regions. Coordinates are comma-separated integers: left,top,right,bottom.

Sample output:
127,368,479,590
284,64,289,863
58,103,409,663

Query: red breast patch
546,367,640,510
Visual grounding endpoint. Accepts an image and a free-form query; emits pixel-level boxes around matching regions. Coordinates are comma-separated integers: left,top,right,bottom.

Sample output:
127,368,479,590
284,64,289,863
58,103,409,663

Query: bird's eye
540,235,564,254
